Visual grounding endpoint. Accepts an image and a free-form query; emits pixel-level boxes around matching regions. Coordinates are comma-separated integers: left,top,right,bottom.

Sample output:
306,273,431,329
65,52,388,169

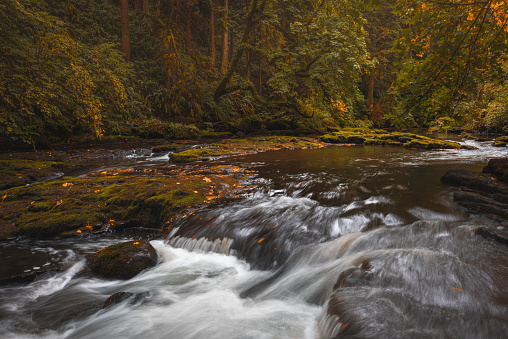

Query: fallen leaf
2,194,8,202
203,177,211,183
451,287,464,292
258,238,265,243
62,183,73,187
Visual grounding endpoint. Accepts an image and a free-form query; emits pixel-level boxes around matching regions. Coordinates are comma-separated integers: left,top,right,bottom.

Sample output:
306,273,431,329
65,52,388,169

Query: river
1,138,507,338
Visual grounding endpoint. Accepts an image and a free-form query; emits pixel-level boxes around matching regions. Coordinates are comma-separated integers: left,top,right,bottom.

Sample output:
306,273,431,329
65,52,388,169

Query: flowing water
1,139,507,338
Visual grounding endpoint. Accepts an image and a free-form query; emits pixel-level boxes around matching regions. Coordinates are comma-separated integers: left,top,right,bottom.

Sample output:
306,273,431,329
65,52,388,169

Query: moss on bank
321,130,470,150
167,136,323,163
0,160,69,190
0,165,247,240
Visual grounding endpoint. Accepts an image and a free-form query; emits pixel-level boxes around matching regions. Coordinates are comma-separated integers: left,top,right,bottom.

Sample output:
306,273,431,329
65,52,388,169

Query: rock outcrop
441,159,508,222
87,240,158,279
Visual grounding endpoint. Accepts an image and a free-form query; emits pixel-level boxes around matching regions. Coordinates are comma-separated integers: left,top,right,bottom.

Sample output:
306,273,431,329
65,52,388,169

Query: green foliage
393,0,508,129
0,0,139,144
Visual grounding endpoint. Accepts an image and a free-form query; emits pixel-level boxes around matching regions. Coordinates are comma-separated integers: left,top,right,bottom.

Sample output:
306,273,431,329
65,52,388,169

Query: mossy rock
495,136,508,143
321,130,465,150
168,148,232,163
87,240,158,279
0,173,209,240
0,160,68,190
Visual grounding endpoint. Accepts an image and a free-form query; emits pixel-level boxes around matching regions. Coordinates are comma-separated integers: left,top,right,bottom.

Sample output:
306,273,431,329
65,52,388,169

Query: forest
1,0,508,146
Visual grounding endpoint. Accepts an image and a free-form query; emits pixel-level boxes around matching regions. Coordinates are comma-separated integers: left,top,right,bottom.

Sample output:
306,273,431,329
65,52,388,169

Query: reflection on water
1,141,507,338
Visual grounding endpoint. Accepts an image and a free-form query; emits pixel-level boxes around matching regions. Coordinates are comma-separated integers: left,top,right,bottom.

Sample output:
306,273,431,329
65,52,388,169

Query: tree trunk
186,1,192,48
220,0,229,74
142,0,149,14
210,1,216,67
367,68,377,110
120,0,130,61
246,51,251,80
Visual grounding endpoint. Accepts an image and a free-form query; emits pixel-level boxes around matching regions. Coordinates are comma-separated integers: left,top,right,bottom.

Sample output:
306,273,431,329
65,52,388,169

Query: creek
1,137,507,338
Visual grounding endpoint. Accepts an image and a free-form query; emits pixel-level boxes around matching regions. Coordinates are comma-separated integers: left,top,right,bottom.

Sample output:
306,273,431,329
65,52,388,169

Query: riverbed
1,138,507,338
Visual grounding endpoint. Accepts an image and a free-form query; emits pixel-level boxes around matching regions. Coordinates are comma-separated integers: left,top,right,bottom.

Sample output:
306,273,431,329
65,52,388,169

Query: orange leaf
452,287,464,292
62,183,73,187
258,238,265,243
2,194,7,202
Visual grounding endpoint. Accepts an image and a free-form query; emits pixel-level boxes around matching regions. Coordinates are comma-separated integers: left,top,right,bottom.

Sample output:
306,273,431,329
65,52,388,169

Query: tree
214,0,370,124
120,0,130,61
220,0,229,73
392,0,508,128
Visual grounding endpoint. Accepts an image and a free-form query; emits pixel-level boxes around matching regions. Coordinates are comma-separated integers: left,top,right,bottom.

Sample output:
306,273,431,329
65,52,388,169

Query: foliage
0,0,139,144
392,0,508,130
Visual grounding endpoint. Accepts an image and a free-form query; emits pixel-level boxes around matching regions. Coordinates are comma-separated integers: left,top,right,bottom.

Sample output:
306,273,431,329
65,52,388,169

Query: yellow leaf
203,177,211,183
62,183,73,187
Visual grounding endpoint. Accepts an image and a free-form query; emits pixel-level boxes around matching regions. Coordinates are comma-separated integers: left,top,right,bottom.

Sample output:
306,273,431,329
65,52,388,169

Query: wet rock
323,262,375,338
0,269,61,286
87,240,157,279
102,291,148,308
441,165,508,221
492,142,507,148
441,170,508,195
474,227,508,247
483,158,508,184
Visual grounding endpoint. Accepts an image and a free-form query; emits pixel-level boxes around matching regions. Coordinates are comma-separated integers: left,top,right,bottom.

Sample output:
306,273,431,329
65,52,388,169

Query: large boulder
87,240,158,279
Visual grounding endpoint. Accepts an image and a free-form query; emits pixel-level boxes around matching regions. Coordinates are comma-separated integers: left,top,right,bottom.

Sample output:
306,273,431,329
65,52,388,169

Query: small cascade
168,236,236,255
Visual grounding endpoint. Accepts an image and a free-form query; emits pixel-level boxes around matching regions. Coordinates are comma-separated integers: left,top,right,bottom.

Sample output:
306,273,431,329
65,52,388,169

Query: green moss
13,211,102,239
321,130,465,150
0,160,69,190
168,147,233,163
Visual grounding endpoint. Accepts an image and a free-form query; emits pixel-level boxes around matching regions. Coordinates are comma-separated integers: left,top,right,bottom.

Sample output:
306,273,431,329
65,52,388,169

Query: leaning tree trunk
120,0,130,61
